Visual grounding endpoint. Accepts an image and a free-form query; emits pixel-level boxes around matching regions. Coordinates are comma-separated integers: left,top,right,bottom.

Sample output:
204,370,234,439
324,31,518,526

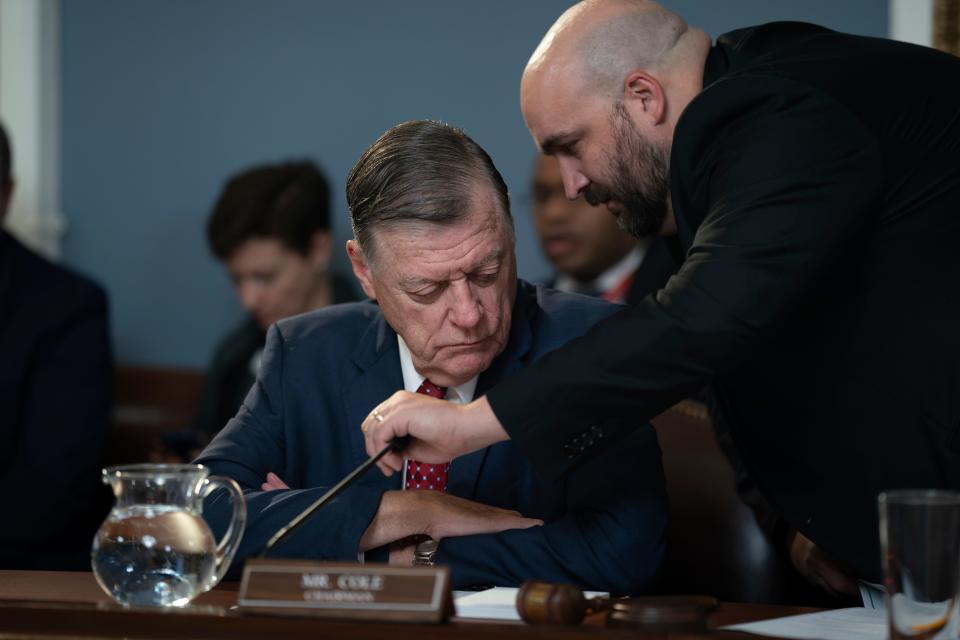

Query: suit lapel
448,285,534,499
341,310,404,490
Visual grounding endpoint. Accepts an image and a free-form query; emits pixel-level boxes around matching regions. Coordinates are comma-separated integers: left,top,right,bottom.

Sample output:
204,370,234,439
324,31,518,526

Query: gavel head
516,580,588,626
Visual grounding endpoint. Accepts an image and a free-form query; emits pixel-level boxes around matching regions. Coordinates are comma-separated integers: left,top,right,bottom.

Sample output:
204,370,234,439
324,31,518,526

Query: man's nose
448,280,482,328
237,283,263,313
557,157,590,199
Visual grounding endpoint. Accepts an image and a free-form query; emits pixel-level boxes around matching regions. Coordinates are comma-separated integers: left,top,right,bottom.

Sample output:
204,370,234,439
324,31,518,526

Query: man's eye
559,141,579,157
471,271,499,286
408,285,443,303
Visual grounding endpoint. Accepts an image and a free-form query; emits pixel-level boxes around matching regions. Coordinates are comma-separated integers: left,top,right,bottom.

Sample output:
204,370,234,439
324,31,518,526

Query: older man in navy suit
197,120,665,594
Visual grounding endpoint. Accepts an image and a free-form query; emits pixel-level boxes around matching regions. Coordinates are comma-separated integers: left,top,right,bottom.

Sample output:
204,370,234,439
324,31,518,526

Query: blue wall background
60,0,888,368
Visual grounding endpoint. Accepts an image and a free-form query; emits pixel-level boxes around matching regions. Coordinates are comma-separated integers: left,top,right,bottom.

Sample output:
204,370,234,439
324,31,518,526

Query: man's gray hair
346,120,513,261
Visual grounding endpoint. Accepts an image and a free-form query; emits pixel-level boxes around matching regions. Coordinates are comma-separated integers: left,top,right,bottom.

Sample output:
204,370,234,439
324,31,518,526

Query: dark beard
584,102,671,238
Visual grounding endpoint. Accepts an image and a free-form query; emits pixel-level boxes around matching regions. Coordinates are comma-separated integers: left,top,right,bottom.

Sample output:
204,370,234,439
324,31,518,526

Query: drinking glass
879,490,960,640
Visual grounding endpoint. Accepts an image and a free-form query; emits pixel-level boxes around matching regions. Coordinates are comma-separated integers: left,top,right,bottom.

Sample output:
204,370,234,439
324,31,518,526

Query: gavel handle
587,596,616,613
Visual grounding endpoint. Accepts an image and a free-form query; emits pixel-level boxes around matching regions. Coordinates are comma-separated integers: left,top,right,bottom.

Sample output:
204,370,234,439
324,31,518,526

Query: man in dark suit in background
197,120,666,593
532,154,676,303
362,0,960,596
0,121,112,569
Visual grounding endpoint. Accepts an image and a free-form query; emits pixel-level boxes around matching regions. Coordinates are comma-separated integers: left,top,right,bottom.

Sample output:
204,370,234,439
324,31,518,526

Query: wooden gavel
515,581,611,625
516,580,719,629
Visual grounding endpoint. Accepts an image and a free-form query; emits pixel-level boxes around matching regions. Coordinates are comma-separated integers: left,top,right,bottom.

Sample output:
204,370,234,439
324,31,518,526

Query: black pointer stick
257,436,410,558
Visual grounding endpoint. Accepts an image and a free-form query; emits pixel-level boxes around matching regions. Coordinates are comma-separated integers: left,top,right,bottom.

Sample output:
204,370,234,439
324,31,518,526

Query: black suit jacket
0,230,112,568
488,23,960,581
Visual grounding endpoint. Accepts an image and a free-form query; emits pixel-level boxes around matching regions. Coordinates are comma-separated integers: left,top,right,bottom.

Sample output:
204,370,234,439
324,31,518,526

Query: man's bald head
519,0,710,239
525,0,696,98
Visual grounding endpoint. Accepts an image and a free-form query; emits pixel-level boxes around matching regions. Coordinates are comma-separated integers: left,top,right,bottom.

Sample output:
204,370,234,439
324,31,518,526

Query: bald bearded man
363,0,960,595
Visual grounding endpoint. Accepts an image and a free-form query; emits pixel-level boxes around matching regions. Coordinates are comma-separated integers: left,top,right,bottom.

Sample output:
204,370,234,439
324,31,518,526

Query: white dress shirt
397,335,478,404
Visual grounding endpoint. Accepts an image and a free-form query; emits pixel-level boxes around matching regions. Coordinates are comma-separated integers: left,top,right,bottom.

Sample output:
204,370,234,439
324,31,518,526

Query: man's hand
362,393,509,476
359,490,542,552
261,472,290,492
788,529,859,597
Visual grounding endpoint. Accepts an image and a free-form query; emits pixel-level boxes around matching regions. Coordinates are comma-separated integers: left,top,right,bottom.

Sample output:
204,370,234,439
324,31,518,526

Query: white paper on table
452,587,607,621
722,607,886,640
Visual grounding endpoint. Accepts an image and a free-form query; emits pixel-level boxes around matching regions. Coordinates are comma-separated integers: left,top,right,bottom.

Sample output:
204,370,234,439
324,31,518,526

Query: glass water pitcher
92,464,246,607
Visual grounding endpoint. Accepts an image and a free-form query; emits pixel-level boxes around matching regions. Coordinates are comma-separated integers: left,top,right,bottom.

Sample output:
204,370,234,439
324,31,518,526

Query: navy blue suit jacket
197,280,665,594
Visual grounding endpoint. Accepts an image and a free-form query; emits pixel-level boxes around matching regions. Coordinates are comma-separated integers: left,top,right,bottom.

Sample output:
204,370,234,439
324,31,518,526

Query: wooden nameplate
237,558,451,623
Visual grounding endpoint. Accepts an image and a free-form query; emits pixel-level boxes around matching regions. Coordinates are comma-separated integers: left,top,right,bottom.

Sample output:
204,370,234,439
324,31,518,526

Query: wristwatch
413,538,438,566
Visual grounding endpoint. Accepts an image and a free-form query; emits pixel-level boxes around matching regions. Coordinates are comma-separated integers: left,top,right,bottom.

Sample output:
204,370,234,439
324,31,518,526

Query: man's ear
306,230,332,269
346,239,377,300
623,71,667,126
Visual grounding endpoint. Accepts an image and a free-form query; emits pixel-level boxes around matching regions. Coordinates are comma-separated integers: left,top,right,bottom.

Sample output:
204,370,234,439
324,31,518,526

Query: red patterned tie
405,379,450,492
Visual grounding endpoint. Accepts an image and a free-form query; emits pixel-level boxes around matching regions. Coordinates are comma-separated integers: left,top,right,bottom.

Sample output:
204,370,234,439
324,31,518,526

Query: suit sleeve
0,284,112,548
196,325,385,571
435,425,665,594
486,76,883,482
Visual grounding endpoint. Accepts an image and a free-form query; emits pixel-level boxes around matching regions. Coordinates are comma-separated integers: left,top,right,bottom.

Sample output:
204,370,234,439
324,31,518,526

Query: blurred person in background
200,161,360,439
152,161,360,461
531,154,676,303
0,120,112,569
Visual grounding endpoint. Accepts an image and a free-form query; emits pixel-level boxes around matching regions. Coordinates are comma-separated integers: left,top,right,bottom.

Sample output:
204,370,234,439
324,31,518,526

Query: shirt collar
396,335,478,405
554,242,648,296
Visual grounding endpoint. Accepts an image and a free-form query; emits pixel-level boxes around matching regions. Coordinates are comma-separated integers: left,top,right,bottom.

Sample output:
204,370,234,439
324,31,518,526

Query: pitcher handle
200,475,247,590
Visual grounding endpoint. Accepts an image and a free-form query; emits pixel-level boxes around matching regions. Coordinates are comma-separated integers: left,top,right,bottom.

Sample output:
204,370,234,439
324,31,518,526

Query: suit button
584,437,594,448
590,425,603,439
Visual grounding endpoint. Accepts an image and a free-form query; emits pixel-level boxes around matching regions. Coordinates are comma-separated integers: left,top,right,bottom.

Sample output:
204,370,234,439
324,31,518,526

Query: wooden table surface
0,570,819,639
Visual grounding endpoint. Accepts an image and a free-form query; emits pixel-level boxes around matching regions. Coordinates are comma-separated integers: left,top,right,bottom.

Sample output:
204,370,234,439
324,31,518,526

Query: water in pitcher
92,505,217,607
